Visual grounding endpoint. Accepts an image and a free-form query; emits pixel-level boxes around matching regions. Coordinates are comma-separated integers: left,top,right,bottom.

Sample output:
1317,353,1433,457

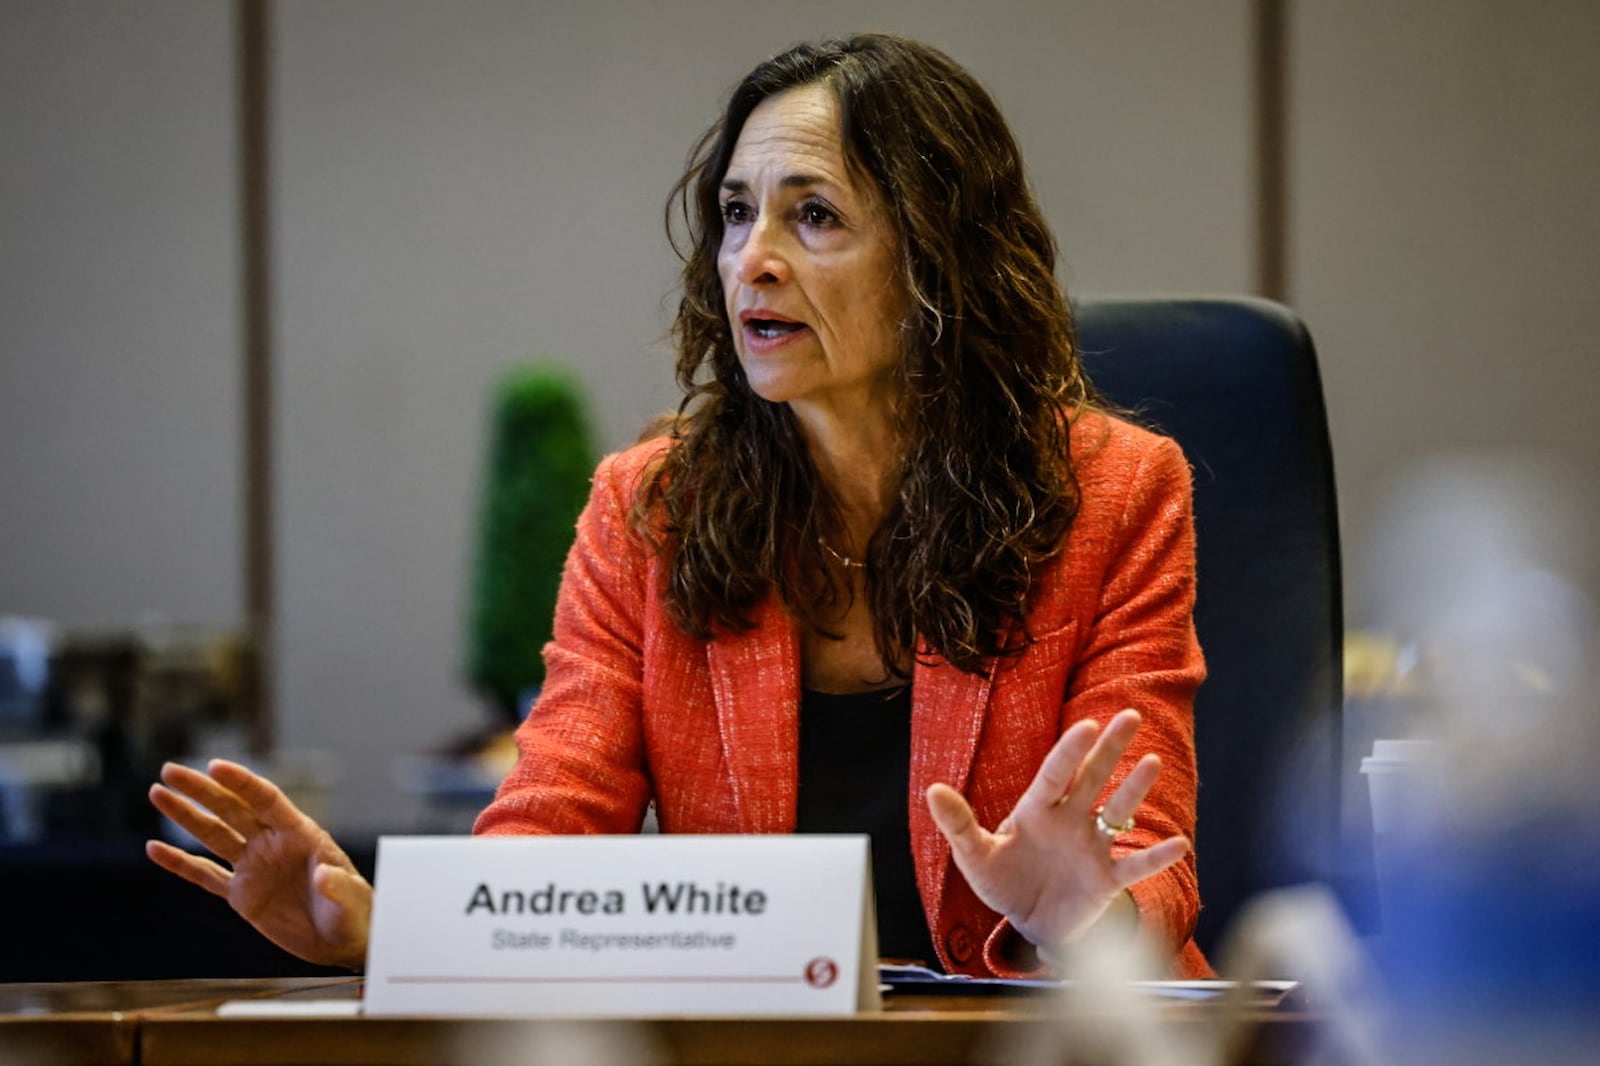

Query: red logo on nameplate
804,956,839,989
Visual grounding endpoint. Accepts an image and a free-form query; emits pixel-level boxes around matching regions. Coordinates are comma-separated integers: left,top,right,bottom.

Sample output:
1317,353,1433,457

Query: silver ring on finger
1094,806,1136,841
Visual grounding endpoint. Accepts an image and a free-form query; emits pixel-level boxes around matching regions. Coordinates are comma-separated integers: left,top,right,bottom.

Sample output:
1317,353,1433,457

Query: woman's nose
736,217,790,286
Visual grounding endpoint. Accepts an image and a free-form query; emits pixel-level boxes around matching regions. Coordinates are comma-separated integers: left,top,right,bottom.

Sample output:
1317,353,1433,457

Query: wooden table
0,978,349,1065
2,978,1320,1066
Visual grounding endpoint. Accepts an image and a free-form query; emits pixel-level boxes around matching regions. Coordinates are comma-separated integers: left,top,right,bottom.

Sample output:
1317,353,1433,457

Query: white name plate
363,835,880,1017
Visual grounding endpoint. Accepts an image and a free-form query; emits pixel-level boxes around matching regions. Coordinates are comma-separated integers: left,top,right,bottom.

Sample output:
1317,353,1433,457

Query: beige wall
1291,1,1600,623
1,1,239,628
4,1,1593,831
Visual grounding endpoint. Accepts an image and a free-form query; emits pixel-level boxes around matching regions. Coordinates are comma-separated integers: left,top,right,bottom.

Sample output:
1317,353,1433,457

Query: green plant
467,363,597,723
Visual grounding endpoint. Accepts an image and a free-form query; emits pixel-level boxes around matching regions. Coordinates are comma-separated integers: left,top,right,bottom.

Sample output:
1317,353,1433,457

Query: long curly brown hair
639,34,1098,677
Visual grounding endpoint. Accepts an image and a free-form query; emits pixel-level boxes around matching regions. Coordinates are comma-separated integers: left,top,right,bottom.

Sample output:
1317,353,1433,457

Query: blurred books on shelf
392,727,518,834
0,617,268,843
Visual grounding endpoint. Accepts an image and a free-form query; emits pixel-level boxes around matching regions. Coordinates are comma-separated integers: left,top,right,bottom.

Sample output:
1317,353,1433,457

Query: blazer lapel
909,649,995,916
706,596,801,834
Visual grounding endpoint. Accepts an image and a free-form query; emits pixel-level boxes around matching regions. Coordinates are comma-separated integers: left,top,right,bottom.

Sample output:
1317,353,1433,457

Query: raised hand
146,759,372,970
925,708,1190,957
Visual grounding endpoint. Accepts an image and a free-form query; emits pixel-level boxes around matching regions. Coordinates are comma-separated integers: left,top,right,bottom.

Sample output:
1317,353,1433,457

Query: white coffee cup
1361,738,1439,838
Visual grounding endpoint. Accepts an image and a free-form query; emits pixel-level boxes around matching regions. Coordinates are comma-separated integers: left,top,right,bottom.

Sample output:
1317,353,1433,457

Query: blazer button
946,924,975,965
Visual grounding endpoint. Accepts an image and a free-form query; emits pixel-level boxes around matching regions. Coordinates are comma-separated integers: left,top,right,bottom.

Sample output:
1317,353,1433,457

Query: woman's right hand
146,759,372,971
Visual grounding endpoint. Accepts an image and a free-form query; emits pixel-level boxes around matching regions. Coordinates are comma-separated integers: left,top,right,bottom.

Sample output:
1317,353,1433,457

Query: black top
794,685,939,967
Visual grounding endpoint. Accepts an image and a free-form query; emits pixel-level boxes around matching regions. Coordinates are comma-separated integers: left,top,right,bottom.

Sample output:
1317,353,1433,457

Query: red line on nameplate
388,976,805,985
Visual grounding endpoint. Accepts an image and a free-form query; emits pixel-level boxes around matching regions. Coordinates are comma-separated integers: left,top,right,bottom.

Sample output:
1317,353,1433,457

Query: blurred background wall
2,0,1595,834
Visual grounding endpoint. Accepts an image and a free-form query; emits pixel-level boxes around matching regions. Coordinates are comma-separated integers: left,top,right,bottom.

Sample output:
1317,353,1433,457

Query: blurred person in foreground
147,34,1208,978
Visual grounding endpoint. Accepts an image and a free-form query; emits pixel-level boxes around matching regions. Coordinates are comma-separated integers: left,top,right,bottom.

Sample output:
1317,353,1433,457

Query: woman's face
717,84,906,425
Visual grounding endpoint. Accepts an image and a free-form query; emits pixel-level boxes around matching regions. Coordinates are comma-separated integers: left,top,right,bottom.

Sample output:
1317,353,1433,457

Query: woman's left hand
925,708,1190,957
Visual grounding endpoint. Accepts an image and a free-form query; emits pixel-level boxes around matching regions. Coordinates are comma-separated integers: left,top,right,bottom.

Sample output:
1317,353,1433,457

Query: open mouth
747,318,806,339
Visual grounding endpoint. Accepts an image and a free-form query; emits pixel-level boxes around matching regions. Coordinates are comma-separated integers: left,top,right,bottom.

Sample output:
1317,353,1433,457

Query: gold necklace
818,537,866,570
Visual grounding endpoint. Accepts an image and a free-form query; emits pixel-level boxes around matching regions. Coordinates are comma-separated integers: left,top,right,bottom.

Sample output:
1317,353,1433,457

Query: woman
148,34,1208,979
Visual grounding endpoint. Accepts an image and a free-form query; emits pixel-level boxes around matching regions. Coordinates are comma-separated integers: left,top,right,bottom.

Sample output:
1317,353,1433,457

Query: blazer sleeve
1074,435,1204,949
473,448,657,837
983,433,1205,974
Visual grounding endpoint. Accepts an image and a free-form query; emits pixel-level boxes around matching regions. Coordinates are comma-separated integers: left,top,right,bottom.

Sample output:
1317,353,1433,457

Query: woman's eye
721,200,752,224
800,202,838,227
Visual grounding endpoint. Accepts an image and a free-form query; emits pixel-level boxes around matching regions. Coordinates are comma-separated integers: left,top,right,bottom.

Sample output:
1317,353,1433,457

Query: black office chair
1075,297,1345,956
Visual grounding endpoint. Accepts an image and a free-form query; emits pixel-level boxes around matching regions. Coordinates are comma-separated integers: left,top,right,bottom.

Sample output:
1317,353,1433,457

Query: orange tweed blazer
476,411,1209,978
